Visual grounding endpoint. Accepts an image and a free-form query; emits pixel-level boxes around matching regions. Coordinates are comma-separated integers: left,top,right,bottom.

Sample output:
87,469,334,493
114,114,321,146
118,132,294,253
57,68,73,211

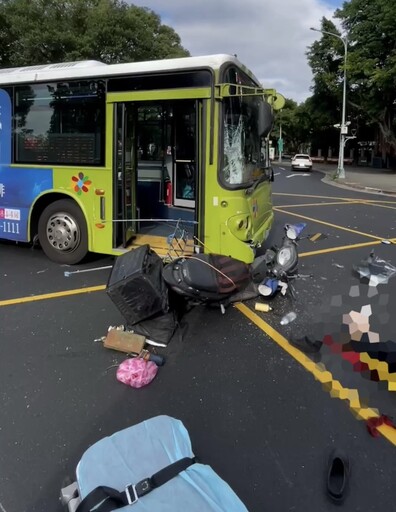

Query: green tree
306,17,348,156
336,0,396,161
0,0,189,68
272,98,316,154
306,1,396,163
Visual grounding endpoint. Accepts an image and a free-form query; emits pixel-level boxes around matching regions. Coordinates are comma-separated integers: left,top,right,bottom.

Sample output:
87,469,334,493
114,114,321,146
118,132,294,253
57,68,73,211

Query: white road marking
286,173,311,178
274,172,281,176
279,167,286,171
0,501,8,512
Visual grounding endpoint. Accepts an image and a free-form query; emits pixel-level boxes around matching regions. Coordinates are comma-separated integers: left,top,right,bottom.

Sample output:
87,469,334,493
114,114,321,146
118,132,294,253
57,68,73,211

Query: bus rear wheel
38,199,88,264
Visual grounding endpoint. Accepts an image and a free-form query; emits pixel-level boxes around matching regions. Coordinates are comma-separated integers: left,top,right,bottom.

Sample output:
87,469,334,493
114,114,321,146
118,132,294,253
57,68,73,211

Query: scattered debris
104,329,146,354
64,265,112,277
280,311,297,325
258,278,279,297
309,233,328,242
254,303,272,312
333,263,345,269
285,222,307,240
116,358,158,388
101,327,166,365
107,325,125,332
381,240,392,245
279,281,288,296
145,338,168,348
353,251,396,287
36,269,48,274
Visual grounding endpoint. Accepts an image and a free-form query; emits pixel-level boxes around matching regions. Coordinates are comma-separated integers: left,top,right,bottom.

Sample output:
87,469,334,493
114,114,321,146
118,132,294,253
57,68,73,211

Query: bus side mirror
258,102,273,138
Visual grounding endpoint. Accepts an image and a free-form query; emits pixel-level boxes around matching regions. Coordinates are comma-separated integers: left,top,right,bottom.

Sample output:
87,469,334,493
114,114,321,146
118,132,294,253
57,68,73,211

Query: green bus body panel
201,101,273,263
17,84,272,263
107,88,212,103
21,163,112,254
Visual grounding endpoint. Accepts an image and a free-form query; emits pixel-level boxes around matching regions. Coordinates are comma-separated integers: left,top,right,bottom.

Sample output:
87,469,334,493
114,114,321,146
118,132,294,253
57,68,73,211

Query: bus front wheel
38,199,88,264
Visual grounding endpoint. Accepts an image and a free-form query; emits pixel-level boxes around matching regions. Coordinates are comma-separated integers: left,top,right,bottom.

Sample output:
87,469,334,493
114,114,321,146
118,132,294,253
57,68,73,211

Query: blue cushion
76,415,247,511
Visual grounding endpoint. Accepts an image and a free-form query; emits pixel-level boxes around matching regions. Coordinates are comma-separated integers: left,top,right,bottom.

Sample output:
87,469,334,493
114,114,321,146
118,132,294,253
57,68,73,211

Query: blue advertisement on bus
0,89,53,241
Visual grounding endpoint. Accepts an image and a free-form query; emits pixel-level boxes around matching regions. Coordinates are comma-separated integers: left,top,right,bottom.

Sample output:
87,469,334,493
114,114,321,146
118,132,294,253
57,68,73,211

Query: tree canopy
306,0,396,160
337,0,396,156
0,0,189,68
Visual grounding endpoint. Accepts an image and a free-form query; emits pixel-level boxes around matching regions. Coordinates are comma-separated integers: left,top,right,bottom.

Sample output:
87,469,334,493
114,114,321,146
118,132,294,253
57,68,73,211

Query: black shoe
327,449,349,503
289,335,322,353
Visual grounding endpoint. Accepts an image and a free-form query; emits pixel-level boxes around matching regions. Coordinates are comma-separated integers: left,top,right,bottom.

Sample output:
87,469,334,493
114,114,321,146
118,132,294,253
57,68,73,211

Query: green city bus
0,54,284,264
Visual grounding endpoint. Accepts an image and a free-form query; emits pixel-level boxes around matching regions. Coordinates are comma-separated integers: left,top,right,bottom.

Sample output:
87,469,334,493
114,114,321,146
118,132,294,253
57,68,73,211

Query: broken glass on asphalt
353,251,396,287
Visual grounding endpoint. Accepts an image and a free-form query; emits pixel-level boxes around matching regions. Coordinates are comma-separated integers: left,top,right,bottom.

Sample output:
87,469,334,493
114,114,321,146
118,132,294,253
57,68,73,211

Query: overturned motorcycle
163,223,311,312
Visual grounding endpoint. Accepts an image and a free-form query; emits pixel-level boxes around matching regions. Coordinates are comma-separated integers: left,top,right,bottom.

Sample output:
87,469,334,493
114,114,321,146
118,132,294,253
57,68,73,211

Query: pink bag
116,358,158,388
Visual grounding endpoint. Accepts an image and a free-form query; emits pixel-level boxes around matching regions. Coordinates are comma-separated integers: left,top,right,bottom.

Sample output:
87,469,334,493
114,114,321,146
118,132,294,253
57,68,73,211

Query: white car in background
291,154,313,171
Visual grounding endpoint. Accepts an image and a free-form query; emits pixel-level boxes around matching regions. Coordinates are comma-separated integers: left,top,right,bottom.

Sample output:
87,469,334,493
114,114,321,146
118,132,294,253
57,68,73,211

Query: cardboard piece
104,330,146,354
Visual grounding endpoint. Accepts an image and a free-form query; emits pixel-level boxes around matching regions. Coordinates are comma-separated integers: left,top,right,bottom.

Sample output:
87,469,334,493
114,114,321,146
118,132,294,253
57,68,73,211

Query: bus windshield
222,94,272,187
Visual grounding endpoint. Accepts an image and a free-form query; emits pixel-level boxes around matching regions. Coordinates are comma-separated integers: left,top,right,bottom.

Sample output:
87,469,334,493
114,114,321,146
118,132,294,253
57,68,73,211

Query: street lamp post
310,27,348,179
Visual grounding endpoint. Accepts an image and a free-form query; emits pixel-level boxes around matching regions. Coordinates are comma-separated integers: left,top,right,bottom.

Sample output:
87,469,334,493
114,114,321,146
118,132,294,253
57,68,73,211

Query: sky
129,0,344,104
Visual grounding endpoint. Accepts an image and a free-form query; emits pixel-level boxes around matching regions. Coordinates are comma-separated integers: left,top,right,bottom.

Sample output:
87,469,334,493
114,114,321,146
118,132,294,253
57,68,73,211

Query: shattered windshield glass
222,94,268,186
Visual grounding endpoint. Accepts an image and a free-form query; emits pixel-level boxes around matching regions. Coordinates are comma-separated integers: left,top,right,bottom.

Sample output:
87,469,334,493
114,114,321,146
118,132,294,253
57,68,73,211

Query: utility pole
278,110,283,162
310,27,348,179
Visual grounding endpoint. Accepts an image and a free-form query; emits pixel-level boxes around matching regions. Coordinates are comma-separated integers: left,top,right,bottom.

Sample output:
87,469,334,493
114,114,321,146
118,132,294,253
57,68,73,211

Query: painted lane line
274,172,281,176
279,167,285,171
273,192,396,204
276,200,362,208
235,303,396,446
286,173,310,178
274,207,384,240
0,285,106,307
274,192,355,200
0,501,7,512
299,240,388,258
360,201,396,211
4,241,396,306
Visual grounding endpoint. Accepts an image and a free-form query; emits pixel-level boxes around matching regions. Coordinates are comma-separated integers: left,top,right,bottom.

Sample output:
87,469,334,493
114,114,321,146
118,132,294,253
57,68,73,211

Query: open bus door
112,98,200,256
114,103,137,248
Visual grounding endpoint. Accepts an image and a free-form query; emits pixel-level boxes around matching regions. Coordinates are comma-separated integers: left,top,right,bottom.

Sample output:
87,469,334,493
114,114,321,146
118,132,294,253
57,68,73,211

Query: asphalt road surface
0,164,395,512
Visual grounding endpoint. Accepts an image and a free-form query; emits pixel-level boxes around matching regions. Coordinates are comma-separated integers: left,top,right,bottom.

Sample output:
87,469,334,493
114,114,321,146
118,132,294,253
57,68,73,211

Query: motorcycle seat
163,254,250,299
180,256,219,293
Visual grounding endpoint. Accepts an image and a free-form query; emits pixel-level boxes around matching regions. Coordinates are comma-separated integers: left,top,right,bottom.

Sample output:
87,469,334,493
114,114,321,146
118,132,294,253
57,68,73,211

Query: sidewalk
313,162,396,196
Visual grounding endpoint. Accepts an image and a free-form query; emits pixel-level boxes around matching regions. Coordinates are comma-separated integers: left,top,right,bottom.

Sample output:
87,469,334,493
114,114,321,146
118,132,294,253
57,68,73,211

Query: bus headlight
227,214,251,241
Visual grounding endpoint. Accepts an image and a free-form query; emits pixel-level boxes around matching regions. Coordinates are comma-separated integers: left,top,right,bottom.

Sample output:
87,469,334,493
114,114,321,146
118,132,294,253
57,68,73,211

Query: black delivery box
106,245,169,326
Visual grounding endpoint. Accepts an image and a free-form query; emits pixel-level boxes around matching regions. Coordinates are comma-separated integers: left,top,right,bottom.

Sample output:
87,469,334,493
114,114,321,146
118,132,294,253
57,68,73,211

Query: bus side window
14,80,105,166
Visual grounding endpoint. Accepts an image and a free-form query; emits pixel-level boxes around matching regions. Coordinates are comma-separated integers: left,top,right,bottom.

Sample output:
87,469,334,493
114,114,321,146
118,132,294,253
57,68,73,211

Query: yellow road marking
2,271,395,442
300,240,383,258
276,200,362,208
236,303,396,446
273,192,358,201
0,285,106,307
273,192,396,204
360,201,396,211
274,207,384,240
300,238,396,258
359,353,396,390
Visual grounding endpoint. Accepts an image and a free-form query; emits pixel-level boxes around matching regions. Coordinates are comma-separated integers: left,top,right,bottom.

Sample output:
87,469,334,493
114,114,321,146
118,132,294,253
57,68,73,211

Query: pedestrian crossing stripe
309,233,328,242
